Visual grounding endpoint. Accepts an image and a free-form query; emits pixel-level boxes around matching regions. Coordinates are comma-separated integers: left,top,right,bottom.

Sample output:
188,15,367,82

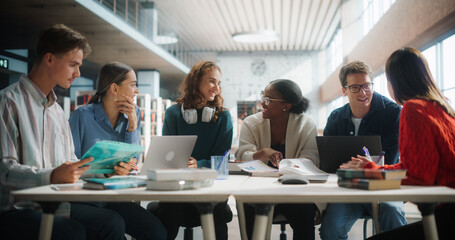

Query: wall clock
251,59,267,76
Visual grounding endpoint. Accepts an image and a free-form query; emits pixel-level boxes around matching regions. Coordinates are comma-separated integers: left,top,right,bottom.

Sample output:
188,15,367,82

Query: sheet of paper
237,160,279,173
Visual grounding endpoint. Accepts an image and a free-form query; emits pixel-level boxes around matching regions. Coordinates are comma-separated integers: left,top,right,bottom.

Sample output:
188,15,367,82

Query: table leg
236,200,248,240
371,202,381,234
418,203,439,240
252,204,273,240
38,202,60,240
194,203,216,240
265,205,275,240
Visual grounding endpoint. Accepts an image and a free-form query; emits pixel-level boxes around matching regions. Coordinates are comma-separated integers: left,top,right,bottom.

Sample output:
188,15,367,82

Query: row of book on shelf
140,111,165,123
140,125,159,136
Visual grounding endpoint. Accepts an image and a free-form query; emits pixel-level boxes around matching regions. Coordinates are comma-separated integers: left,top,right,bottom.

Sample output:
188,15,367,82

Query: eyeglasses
260,93,285,106
344,83,374,93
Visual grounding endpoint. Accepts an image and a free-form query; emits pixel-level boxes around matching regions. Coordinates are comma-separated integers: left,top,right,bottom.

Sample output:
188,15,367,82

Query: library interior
1,0,455,239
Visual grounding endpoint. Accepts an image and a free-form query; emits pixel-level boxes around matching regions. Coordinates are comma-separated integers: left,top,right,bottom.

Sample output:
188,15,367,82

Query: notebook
140,135,197,174
316,136,382,173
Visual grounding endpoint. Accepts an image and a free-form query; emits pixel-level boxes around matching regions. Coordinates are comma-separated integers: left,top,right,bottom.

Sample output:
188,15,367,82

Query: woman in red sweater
342,47,455,239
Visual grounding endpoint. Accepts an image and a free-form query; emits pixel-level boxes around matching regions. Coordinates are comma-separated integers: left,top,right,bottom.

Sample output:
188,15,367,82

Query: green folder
81,141,144,174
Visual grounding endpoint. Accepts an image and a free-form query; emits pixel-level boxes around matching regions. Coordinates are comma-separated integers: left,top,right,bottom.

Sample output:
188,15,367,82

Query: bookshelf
137,94,173,162
75,90,96,110
137,93,151,163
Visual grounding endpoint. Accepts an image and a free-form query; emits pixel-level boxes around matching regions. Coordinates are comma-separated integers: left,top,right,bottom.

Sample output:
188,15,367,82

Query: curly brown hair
176,61,225,122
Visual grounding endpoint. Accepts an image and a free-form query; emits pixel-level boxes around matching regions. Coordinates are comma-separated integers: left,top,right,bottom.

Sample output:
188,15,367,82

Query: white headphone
181,104,215,124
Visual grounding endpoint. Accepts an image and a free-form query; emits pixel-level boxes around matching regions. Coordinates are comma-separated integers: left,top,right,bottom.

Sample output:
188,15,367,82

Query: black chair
272,214,375,240
147,201,198,240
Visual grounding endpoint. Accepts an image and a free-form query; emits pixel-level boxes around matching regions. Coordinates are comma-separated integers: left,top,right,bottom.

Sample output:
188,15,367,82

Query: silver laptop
140,135,197,174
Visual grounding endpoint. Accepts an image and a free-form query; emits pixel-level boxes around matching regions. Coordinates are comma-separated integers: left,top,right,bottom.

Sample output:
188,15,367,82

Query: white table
234,176,455,240
12,175,249,240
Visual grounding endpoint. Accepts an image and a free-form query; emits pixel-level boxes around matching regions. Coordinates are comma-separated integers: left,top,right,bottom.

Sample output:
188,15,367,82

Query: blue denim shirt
323,92,401,164
69,102,141,159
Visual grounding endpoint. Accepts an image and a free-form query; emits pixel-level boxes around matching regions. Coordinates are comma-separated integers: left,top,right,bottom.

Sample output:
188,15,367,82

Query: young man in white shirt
0,24,125,240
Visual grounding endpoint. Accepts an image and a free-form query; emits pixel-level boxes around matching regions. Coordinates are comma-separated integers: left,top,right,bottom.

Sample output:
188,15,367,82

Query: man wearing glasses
319,61,407,240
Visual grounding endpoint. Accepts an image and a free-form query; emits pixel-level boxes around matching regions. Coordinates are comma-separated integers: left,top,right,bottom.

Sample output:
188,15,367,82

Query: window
373,73,393,101
362,0,395,37
422,33,455,105
325,28,343,77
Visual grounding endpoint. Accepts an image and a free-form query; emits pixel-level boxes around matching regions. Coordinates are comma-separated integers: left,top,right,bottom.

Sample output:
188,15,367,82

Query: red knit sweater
364,99,455,188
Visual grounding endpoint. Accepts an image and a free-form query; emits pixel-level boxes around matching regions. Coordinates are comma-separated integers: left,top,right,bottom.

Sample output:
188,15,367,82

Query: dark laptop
316,136,382,173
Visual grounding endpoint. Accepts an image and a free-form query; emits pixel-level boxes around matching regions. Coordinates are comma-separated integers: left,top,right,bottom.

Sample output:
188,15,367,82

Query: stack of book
83,177,147,190
146,168,217,191
336,169,407,190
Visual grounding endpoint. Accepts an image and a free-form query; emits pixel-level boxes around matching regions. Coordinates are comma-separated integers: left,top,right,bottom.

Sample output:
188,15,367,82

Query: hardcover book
338,178,402,190
81,141,144,174
237,159,329,181
146,168,217,181
336,169,407,180
83,177,147,190
146,179,214,191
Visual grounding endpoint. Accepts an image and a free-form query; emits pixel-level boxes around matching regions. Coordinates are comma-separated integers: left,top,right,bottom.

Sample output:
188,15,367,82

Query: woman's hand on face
115,94,137,132
187,157,198,168
113,158,139,175
340,155,370,169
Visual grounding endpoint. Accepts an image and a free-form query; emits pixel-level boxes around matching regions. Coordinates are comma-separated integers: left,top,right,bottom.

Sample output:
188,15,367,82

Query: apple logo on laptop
165,151,175,161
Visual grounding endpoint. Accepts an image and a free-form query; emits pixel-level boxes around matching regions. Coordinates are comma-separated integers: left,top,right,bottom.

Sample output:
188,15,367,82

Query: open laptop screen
316,135,382,173
140,135,197,174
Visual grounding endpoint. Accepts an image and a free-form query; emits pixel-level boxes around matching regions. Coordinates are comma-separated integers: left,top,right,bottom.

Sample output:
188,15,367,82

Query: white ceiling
0,0,341,87
155,0,341,52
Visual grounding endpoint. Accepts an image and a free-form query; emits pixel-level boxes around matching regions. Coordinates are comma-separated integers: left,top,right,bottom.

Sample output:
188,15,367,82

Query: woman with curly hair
149,61,233,239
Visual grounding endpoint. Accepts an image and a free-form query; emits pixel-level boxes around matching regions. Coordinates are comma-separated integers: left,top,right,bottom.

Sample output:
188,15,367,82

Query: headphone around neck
181,104,215,124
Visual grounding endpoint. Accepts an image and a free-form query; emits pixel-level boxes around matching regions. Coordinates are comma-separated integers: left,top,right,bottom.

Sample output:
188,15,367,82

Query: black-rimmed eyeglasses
344,83,374,93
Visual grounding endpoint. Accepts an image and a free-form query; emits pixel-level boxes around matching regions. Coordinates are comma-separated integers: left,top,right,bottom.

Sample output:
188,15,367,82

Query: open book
237,159,329,182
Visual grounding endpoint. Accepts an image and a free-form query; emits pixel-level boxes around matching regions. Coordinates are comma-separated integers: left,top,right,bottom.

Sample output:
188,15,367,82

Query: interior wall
217,51,321,140
320,0,455,103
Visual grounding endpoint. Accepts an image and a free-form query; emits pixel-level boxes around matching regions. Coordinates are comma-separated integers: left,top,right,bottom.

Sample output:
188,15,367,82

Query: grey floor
171,199,422,240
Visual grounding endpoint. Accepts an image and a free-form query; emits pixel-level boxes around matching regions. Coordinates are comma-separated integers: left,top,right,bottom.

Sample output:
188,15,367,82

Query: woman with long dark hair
342,47,455,239
69,62,167,240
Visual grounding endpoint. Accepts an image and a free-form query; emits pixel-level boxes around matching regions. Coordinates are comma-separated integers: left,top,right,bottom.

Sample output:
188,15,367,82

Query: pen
362,146,371,159
216,150,230,170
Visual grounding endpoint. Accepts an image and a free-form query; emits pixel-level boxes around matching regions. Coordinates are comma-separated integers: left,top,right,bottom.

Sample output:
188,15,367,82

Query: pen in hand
362,146,371,160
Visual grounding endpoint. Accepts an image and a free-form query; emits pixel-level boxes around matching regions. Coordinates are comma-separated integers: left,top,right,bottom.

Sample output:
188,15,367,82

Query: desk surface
12,175,455,204
233,176,455,203
12,175,249,203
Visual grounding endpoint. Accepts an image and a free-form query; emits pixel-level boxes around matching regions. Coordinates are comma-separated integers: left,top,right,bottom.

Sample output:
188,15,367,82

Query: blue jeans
71,202,167,240
319,202,407,240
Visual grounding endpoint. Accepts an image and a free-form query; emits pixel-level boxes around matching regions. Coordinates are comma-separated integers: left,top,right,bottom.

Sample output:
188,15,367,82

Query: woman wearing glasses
236,79,319,239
